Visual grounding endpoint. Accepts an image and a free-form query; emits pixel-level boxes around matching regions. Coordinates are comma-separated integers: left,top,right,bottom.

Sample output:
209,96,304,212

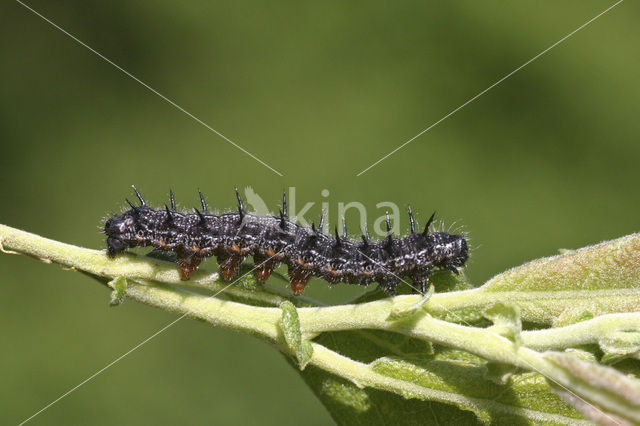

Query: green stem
2,223,637,354
0,224,287,306
309,343,591,425
521,313,640,350
2,223,638,424
113,278,592,424
125,281,628,424
2,223,637,353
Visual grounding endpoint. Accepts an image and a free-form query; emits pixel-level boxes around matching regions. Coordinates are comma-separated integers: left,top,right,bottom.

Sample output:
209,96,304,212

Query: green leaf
552,308,595,328
371,357,587,425
600,329,640,363
107,276,127,306
563,349,597,363
279,301,313,370
483,234,640,291
298,364,479,425
475,234,640,324
235,263,263,290
297,330,585,425
301,330,485,424
483,302,522,345
387,284,434,321
484,362,517,385
546,352,640,425
430,269,474,292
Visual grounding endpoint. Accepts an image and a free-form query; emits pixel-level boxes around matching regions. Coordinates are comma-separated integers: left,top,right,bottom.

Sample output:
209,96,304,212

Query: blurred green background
1,1,639,424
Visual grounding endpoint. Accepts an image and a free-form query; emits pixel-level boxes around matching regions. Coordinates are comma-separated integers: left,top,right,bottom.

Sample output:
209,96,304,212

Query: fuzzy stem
0,224,287,306
2,223,638,354
2,223,638,424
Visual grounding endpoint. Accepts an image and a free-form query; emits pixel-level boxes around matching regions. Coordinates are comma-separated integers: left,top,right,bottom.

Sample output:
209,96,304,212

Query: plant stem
0,224,286,306
2,223,638,423
2,223,638,353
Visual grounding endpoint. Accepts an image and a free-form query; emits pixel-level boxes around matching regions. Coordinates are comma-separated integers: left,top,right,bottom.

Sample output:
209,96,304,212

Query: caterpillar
104,187,469,296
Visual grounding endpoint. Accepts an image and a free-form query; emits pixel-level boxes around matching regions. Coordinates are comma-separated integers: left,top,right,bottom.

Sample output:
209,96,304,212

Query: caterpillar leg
288,265,312,295
178,253,203,280
410,268,433,294
217,252,245,281
253,253,279,283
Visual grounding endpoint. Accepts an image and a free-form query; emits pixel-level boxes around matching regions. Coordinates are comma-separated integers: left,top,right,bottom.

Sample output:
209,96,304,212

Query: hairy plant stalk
3,224,639,424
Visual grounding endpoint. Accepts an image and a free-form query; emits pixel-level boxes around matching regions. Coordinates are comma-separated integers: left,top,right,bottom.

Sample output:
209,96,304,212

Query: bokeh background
1,1,639,424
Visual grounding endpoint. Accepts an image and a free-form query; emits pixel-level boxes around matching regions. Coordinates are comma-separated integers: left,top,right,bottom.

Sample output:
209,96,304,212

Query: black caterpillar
104,187,469,295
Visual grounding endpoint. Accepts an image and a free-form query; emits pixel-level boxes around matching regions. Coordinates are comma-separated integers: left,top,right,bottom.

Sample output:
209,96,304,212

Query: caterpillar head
104,209,143,257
